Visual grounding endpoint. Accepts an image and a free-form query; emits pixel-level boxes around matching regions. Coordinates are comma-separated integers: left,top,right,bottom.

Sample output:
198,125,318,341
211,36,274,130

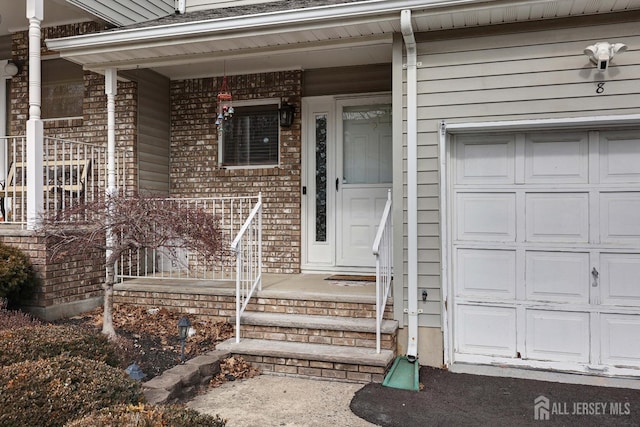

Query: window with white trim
221,102,279,167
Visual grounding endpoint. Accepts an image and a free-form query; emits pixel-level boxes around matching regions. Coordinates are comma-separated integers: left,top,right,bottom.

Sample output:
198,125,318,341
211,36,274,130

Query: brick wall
3,22,136,317
170,71,302,273
0,232,103,315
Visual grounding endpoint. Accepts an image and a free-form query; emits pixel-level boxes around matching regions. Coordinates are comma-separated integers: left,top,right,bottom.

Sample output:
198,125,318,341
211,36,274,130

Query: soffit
65,0,175,26
45,0,640,79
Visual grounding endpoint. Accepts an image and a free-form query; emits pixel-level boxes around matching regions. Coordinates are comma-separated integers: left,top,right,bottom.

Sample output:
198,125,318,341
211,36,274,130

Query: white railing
117,195,260,281
232,193,262,343
372,189,392,353
0,136,128,225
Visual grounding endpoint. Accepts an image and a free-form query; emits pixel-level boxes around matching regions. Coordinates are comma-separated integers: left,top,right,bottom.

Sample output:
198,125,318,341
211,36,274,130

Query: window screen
41,59,83,119
222,104,279,166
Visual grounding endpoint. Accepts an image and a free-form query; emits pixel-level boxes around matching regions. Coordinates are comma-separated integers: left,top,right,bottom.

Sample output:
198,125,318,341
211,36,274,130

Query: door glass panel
342,104,392,184
315,114,327,242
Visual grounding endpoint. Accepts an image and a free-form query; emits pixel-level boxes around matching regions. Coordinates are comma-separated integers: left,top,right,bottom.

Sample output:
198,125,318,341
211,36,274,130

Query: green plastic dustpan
382,356,420,391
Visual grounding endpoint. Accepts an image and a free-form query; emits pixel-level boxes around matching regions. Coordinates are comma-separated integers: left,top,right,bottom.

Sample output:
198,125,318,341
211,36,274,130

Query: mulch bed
54,305,235,380
350,366,640,426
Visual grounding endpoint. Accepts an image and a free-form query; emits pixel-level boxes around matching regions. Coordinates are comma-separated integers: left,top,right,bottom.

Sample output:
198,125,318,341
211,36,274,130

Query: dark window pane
315,114,327,242
222,104,279,166
41,59,83,119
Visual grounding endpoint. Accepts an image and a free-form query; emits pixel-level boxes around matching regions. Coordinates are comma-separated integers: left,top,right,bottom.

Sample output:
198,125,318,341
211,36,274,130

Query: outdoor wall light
584,42,627,71
178,316,191,362
4,61,19,77
279,103,295,127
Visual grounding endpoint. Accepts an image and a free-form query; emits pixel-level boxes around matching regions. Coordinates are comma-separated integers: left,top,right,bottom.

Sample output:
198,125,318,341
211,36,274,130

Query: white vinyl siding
408,17,640,330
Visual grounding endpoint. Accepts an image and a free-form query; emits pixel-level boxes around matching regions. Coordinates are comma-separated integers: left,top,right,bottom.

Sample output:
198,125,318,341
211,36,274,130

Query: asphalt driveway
350,366,640,426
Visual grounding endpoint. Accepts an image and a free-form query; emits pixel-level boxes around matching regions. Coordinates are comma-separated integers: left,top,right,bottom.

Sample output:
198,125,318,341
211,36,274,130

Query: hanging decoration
215,72,234,132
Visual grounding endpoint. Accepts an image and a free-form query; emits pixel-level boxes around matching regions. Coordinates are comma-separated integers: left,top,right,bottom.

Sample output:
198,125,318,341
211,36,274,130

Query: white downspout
400,9,421,362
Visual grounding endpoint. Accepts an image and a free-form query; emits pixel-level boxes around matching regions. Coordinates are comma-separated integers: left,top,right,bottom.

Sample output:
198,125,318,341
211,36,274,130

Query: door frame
440,114,640,377
301,93,391,273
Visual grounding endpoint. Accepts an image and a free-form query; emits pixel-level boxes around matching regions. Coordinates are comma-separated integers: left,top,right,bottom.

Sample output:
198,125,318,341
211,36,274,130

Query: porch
115,273,398,382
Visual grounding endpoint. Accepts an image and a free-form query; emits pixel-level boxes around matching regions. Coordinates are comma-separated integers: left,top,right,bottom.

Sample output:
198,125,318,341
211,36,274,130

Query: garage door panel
525,251,590,303
601,253,640,307
600,193,640,244
452,129,640,375
456,249,516,299
525,133,588,183
456,193,516,241
600,132,640,183
457,305,517,357
525,193,589,243
526,310,590,363
600,314,640,368
455,135,515,184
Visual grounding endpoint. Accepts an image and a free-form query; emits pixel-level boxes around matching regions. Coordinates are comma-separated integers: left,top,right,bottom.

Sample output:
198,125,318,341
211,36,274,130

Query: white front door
302,96,392,271
450,129,640,376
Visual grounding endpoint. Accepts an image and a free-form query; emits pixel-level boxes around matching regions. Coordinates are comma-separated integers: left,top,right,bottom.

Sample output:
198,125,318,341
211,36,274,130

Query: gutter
400,9,421,362
46,0,489,52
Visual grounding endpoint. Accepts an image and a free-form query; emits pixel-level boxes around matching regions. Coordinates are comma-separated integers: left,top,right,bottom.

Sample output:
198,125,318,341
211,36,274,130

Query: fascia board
46,0,487,51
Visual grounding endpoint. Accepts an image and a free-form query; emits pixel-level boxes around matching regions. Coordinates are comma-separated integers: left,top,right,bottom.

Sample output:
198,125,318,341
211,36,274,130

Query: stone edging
142,350,230,404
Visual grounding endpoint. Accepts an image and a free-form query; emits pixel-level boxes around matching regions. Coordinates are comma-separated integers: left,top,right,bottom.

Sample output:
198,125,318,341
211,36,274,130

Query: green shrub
0,242,37,308
0,324,123,367
65,403,227,427
0,355,144,427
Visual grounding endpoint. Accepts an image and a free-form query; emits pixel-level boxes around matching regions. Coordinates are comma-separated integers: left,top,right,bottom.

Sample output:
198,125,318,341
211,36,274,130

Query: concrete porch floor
115,273,381,304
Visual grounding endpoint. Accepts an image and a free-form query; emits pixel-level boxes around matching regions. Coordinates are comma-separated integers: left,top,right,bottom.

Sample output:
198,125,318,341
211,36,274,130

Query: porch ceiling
45,0,640,79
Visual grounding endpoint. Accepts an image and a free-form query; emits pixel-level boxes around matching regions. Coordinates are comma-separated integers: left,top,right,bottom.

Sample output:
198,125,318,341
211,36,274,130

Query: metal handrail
372,189,392,353
232,193,263,343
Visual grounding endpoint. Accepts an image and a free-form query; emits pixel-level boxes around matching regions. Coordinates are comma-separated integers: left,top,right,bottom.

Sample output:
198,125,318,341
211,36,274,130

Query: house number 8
596,82,605,94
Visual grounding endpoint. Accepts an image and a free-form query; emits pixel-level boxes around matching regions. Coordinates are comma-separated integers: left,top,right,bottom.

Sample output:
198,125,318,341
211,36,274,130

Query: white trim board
444,114,640,134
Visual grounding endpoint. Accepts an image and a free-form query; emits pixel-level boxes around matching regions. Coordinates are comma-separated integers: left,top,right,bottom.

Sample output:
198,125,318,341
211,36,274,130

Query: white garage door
452,129,640,376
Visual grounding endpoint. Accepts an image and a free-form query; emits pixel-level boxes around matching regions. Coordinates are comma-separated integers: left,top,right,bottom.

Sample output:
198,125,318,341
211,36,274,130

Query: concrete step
233,312,398,350
236,312,399,334
216,338,395,383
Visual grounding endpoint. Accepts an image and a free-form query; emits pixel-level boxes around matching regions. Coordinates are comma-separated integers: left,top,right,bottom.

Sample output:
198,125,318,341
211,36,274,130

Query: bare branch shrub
38,193,227,338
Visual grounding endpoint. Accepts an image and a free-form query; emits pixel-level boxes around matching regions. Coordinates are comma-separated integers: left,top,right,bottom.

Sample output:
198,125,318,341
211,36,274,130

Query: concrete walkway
187,375,374,427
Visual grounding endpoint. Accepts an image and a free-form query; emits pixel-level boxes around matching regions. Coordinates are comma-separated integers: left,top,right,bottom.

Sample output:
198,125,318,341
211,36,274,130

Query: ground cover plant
65,403,227,427
0,324,123,367
0,304,247,426
0,355,144,427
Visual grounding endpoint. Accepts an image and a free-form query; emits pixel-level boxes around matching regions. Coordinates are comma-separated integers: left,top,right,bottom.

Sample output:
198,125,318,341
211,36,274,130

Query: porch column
26,0,44,229
104,68,117,274
105,68,117,196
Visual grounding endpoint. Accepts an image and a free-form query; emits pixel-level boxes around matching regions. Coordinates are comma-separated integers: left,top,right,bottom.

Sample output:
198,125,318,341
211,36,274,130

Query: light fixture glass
279,103,294,127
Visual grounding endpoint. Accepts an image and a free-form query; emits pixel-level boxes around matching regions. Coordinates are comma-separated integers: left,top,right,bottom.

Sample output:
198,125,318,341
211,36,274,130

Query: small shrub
65,403,226,427
0,324,122,367
0,299,41,331
0,355,144,427
0,242,37,308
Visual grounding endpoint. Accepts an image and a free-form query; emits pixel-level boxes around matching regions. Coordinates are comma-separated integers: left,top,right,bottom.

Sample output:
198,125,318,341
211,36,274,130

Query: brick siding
170,72,302,274
0,232,103,309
